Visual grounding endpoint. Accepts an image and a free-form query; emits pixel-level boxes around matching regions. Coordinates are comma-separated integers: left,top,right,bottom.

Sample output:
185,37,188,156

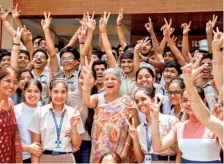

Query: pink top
172,119,221,161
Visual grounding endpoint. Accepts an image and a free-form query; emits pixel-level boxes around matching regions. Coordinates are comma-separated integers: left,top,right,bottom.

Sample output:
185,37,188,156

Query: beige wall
0,0,14,49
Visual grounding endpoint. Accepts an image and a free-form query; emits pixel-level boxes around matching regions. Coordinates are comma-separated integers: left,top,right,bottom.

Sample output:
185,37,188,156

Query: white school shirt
28,103,85,152
14,103,37,160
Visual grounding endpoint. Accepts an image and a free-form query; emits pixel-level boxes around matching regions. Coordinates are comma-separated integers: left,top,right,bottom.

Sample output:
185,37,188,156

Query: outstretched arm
117,8,127,49
206,15,218,53
181,21,191,63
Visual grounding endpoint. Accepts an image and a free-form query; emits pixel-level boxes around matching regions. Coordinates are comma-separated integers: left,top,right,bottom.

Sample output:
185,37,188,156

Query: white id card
144,154,152,163
54,140,62,152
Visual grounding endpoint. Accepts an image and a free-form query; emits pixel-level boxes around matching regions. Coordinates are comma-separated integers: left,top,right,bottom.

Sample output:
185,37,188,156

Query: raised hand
171,35,177,44
150,96,164,118
212,94,223,121
41,12,52,30
212,27,224,49
70,106,83,128
78,24,87,43
13,27,25,43
181,59,208,86
22,25,33,42
0,6,10,20
86,11,96,30
135,37,150,52
145,17,154,34
99,11,110,32
9,3,21,18
117,8,123,25
181,21,191,35
206,14,218,35
161,18,172,31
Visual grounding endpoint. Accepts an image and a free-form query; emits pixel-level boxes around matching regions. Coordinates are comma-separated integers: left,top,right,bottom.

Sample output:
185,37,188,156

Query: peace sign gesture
145,17,154,34
135,37,150,52
86,11,96,30
13,27,25,43
150,96,164,118
206,14,218,35
212,27,224,49
126,117,138,139
78,23,87,43
0,6,10,20
117,8,123,25
99,11,110,31
181,58,208,87
41,12,52,30
181,21,191,35
70,106,83,128
9,3,21,18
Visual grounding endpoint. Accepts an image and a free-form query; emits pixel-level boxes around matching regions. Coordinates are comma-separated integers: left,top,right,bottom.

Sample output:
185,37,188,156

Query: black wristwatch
146,57,150,63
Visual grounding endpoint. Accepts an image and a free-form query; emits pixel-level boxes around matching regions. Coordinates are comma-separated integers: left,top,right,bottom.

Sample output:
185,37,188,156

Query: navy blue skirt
74,140,92,163
182,158,221,163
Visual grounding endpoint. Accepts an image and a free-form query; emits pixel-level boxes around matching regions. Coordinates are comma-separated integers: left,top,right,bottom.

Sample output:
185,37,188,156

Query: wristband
13,43,20,46
79,42,85,44
117,23,122,26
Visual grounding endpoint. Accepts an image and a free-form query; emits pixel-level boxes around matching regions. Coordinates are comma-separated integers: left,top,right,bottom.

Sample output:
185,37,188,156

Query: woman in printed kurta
83,68,137,163
0,67,22,163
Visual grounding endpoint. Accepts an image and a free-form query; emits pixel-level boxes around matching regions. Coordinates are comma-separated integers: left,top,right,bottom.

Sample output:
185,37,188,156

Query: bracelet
79,42,85,44
117,23,122,26
13,43,20,46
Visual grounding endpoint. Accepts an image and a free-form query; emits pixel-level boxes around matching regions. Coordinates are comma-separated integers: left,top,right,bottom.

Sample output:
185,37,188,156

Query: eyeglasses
2,79,19,86
60,57,74,62
168,90,182,96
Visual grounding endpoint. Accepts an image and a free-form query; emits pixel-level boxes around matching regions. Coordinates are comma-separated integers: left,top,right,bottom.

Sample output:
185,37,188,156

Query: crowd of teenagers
0,4,223,163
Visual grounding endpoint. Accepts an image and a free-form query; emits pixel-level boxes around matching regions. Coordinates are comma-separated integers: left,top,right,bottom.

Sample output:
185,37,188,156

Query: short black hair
92,48,104,59
0,49,11,62
19,50,30,60
120,50,134,61
164,61,182,75
18,68,34,80
32,36,44,43
136,67,155,79
92,60,107,71
32,49,49,60
201,53,212,61
37,38,46,46
164,47,172,54
123,44,134,52
59,46,80,60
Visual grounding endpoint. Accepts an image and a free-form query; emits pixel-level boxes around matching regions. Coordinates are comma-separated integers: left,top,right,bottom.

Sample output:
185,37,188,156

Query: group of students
0,4,223,163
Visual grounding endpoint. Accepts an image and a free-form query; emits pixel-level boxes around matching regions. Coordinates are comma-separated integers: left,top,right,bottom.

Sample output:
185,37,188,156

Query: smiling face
140,42,152,55
168,83,183,105
18,53,30,69
120,59,134,74
163,67,179,84
78,69,95,89
24,84,41,107
94,64,106,84
200,58,212,79
60,52,78,72
103,72,120,94
163,51,175,63
136,68,155,88
0,55,11,69
0,73,18,97
134,90,152,114
19,71,32,90
180,90,194,115
33,51,47,69
50,82,68,107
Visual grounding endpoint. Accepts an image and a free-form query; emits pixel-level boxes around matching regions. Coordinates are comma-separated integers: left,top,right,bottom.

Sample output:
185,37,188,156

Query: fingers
44,12,47,19
193,54,203,69
188,21,192,27
34,142,41,146
158,97,165,107
91,11,95,19
131,117,135,127
106,12,111,20
148,17,152,24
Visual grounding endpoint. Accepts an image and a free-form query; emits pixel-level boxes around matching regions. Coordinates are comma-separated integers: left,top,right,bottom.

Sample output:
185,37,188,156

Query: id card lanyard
144,124,152,163
50,109,65,142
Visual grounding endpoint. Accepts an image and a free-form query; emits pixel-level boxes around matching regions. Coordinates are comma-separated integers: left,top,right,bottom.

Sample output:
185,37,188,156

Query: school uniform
28,103,85,163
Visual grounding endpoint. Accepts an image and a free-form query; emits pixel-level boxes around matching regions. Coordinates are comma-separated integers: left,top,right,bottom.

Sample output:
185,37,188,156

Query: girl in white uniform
29,78,85,163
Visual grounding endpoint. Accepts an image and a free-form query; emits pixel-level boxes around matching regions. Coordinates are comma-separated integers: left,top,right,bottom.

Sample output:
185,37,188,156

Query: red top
0,102,22,163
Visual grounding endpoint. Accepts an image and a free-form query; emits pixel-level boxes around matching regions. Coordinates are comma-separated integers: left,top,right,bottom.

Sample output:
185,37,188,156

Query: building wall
14,0,222,16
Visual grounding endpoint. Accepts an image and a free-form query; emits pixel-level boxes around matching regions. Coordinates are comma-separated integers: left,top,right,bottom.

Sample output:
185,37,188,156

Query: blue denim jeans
74,140,92,163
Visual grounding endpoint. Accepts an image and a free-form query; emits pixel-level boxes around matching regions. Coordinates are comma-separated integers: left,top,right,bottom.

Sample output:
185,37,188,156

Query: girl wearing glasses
0,67,22,163
28,79,85,163
14,79,42,163
167,78,185,121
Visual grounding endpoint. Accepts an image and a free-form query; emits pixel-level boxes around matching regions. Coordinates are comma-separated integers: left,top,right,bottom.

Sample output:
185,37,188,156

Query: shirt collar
49,102,67,115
